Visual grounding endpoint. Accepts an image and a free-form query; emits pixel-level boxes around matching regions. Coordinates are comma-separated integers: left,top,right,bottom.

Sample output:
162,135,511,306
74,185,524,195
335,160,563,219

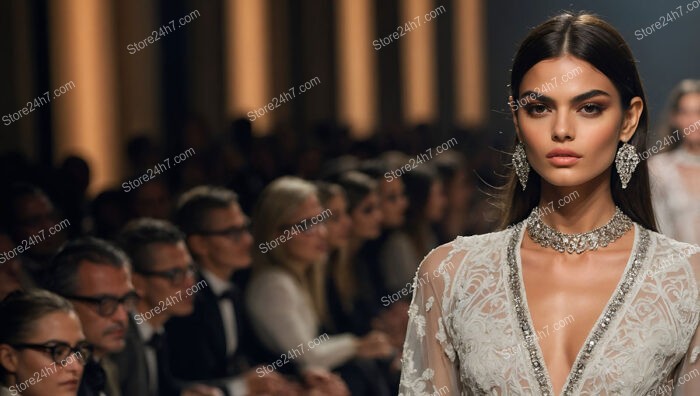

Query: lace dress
399,220,700,395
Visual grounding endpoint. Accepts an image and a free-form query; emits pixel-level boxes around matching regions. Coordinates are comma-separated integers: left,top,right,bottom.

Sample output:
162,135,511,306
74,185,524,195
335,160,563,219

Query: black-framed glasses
195,221,251,241
11,341,93,365
64,291,140,317
137,264,196,285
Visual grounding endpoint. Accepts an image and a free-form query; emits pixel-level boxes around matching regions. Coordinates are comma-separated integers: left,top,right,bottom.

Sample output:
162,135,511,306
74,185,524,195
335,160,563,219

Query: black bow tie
82,359,106,393
147,332,164,350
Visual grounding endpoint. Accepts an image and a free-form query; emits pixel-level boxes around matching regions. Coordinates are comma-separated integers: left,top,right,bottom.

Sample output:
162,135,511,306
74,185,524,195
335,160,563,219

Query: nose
113,302,130,324
63,354,84,376
315,223,328,237
552,112,575,142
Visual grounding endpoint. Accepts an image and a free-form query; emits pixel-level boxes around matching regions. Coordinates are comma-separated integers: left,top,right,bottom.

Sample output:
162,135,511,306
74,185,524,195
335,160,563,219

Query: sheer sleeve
673,245,700,395
399,242,462,395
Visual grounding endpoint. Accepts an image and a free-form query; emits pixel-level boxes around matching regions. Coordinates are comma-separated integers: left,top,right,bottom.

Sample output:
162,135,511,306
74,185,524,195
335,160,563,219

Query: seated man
113,218,222,396
166,186,299,395
42,237,133,396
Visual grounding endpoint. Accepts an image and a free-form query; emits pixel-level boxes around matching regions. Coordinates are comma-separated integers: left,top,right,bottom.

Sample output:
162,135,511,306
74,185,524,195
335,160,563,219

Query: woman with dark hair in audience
316,181,402,394
246,176,392,396
379,164,446,294
0,290,91,396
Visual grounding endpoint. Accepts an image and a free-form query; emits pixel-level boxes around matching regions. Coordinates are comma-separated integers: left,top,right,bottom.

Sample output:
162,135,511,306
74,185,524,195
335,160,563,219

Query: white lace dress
398,220,700,395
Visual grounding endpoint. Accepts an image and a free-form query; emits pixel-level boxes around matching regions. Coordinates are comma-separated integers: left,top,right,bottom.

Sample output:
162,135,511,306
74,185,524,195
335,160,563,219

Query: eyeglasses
11,341,93,365
195,222,251,242
137,264,196,285
64,291,140,317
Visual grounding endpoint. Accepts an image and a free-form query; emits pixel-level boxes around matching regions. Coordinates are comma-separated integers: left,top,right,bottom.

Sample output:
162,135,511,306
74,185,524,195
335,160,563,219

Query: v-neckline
507,220,649,395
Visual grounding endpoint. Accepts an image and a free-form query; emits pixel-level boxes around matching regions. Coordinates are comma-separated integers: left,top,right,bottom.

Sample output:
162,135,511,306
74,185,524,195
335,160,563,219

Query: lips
546,149,582,158
546,148,582,166
59,379,79,389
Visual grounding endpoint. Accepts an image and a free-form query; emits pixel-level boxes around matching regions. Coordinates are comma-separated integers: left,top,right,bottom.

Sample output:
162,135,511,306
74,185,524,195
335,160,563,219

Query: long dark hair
500,12,657,231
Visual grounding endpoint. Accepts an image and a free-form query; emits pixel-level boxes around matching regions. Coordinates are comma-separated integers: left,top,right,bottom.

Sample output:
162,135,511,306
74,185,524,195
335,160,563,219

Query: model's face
283,195,328,265
350,192,383,240
71,262,133,357
378,179,408,228
323,195,352,249
674,92,700,145
134,242,196,319
199,204,253,270
512,55,642,189
0,312,85,396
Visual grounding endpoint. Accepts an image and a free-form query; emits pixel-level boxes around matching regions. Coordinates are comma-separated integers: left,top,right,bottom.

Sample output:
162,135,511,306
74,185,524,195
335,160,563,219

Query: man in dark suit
42,237,133,396
165,186,299,395
112,218,222,396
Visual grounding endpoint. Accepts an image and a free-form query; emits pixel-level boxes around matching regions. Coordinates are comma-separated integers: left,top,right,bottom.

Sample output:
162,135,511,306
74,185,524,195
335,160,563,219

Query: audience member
0,290,90,396
42,237,137,396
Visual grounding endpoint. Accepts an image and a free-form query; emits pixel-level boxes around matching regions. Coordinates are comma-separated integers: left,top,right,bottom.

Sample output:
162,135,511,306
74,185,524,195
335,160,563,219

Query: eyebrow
519,89,611,105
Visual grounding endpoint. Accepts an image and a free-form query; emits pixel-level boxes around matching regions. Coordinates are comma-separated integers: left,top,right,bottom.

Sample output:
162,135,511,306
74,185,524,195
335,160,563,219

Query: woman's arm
399,243,462,395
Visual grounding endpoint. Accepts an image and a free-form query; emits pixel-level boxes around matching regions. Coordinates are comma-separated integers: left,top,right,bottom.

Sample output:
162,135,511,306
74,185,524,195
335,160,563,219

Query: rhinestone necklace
526,206,633,254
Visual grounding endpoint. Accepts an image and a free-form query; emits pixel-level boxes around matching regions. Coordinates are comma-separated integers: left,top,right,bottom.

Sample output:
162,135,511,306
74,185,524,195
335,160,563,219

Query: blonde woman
246,176,392,395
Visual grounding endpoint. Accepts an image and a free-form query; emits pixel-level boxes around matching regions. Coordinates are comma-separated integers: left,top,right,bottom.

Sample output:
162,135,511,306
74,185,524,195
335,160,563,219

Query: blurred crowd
0,118,509,396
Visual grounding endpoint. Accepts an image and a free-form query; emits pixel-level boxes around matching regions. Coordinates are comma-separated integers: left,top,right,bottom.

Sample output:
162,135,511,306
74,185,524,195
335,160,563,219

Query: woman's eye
524,103,549,116
580,103,602,115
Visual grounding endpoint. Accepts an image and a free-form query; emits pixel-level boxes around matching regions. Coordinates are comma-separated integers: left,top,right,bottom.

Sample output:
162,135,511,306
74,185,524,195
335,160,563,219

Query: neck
537,170,617,233
137,301,168,328
198,259,235,281
348,236,364,256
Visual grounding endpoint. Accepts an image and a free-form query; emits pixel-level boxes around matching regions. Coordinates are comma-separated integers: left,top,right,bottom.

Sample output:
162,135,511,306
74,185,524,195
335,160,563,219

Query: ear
0,344,19,374
186,234,207,258
132,273,147,296
620,96,644,143
509,95,523,141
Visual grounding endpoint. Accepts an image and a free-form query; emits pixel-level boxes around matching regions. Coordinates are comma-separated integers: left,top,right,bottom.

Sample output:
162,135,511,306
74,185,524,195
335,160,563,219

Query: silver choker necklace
526,206,633,254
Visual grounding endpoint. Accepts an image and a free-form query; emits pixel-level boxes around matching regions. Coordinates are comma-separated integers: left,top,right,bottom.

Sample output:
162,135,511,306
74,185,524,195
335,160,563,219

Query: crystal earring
615,142,640,189
512,141,530,191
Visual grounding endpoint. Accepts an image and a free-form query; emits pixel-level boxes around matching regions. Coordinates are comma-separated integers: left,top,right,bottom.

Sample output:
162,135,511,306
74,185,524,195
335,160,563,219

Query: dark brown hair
0,290,75,378
501,12,657,231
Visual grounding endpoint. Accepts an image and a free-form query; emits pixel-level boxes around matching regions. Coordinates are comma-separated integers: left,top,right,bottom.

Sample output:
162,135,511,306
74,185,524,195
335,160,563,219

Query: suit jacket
164,273,293,393
111,317,181,396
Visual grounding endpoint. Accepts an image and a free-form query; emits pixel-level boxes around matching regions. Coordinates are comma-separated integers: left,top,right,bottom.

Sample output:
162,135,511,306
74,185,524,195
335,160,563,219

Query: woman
399,12,700,395
649,79,700,246
246,176,392,395
380,165,446,294
0,290,90,396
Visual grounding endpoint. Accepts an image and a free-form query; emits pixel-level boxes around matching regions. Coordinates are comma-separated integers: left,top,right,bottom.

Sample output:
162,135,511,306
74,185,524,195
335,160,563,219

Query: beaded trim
507,222,649,395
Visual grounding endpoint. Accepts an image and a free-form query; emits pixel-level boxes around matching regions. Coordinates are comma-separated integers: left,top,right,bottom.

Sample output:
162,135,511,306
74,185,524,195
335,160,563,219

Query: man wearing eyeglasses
113,218,222,396
42,237,136,396
165,186,299,395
